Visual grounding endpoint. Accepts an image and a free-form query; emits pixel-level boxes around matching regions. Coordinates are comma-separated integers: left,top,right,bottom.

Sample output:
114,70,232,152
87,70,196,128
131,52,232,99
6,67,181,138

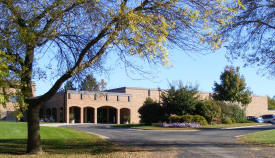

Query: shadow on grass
0,138,114,155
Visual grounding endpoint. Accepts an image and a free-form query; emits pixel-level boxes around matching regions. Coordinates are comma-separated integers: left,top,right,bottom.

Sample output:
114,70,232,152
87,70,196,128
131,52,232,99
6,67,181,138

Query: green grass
240,129,275,146
0,122,181,157
0,121,112,156
114,123,267,130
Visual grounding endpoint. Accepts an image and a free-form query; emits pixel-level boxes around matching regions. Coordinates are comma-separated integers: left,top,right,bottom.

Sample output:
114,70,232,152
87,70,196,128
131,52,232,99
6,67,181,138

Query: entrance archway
120,108,130,124
59,108,64,122
97,106,117,124
46,108,51,121
69,106,81,123
84,107,95,123
52,108,57,122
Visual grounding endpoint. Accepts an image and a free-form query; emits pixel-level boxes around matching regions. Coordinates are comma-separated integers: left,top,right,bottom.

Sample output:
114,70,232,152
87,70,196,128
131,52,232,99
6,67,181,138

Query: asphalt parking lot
58,124,275,158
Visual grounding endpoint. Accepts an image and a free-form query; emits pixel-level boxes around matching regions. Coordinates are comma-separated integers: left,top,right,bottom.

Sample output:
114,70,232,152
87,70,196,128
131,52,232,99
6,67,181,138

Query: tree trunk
26,102,42,154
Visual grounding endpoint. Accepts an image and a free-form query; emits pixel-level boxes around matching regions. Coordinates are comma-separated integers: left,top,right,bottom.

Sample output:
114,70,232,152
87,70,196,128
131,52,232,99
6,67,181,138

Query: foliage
213,66,252,106
192,115,208,126
268,97,275,110
161,83,199,116
168,114,207,125
222,117,232,124
215,0,275,76
216,101,246,123
195,100,221,124
79,75,99,91
138,97,164,125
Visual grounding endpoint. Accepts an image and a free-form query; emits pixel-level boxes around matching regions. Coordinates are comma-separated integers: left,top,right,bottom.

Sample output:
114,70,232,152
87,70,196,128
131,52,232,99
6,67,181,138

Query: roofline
107,87,162,91
67,90,132,96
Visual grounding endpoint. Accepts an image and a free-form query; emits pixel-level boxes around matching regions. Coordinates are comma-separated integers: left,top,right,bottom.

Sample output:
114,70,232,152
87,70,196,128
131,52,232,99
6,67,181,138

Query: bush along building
40,87,273,124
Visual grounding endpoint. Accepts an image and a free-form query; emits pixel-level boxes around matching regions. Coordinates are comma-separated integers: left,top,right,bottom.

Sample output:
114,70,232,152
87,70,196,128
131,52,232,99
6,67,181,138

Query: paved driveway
59,124,275,158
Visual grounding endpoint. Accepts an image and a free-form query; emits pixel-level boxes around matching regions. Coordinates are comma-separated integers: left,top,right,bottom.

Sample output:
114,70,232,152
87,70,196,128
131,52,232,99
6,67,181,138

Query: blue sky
34,47,275,97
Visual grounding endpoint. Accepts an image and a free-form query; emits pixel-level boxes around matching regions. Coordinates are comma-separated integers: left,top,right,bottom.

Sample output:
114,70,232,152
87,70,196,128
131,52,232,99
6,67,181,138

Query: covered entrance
97,106,117,124
84,107,95,123
69,106,81,123
120,108,130,124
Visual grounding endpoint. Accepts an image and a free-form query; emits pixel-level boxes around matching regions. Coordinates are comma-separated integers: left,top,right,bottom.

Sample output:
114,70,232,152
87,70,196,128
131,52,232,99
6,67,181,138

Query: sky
34,47,275,97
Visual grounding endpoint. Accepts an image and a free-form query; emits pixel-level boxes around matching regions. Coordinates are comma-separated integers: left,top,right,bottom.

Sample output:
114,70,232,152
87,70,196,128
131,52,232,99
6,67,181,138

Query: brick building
0,84,36,121
41,87,273,124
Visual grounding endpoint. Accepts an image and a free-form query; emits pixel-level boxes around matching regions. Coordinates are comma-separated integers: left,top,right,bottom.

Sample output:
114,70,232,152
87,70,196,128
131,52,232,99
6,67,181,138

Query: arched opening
59,107,64,122
52,108,57,122
39,108,44,121
120,108,130,124
84,107,95,123
46,108,51,121
97,106,117,124
69,106,81,123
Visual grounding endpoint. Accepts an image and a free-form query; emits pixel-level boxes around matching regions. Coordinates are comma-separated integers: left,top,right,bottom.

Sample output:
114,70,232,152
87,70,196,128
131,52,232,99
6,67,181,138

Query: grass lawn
0,122,168,158
239,129,275,146
114,123,268,130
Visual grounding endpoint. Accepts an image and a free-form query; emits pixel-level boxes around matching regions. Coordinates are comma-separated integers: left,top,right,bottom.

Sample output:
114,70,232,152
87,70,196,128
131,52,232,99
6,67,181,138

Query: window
68,93,71,99
94,94,97,100
128,96,131,102
117,96,120,101
148,89,151,96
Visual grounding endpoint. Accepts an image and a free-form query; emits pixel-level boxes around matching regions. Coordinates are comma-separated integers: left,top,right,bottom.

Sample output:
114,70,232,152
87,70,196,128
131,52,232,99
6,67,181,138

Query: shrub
181,115,193,123
222,117,232,124
216,101,246,123
169,115,181,123
138,97,164,125
192,115,208,125
195,100,221,124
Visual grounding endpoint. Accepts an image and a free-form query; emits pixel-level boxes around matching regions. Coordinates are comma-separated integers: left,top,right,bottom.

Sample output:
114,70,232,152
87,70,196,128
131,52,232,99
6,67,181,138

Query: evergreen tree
161,83,199,116
80,75,99,91
213,66,252,106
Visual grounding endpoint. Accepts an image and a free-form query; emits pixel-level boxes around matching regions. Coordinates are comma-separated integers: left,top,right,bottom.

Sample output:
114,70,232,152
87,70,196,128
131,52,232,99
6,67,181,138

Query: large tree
213,66,252,106
215,0,275,76
0,0,242,154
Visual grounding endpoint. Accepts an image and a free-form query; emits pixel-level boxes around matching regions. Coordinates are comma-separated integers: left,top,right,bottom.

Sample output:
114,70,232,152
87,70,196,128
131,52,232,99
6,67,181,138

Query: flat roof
67,90,132,96
108,87,162,91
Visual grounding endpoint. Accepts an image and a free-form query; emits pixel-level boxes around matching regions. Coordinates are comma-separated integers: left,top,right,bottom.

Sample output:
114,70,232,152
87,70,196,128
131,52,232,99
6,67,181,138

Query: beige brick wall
42,87,271,124
0,84,35,120
245,96,269,117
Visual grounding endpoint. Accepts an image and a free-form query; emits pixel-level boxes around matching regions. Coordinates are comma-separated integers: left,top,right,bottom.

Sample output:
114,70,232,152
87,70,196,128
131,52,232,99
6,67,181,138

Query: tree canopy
213,66,252,106
215,0,275,76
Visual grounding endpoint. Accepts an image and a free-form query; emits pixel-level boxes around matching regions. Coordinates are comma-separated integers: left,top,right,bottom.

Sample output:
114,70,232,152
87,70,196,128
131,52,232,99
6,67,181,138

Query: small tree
213,66,252,106
138,97,164,125
161,83,199,116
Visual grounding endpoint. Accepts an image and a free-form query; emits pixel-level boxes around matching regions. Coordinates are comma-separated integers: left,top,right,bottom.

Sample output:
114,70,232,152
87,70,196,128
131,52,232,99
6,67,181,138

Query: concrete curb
84,131,109,139
223,124,272,130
